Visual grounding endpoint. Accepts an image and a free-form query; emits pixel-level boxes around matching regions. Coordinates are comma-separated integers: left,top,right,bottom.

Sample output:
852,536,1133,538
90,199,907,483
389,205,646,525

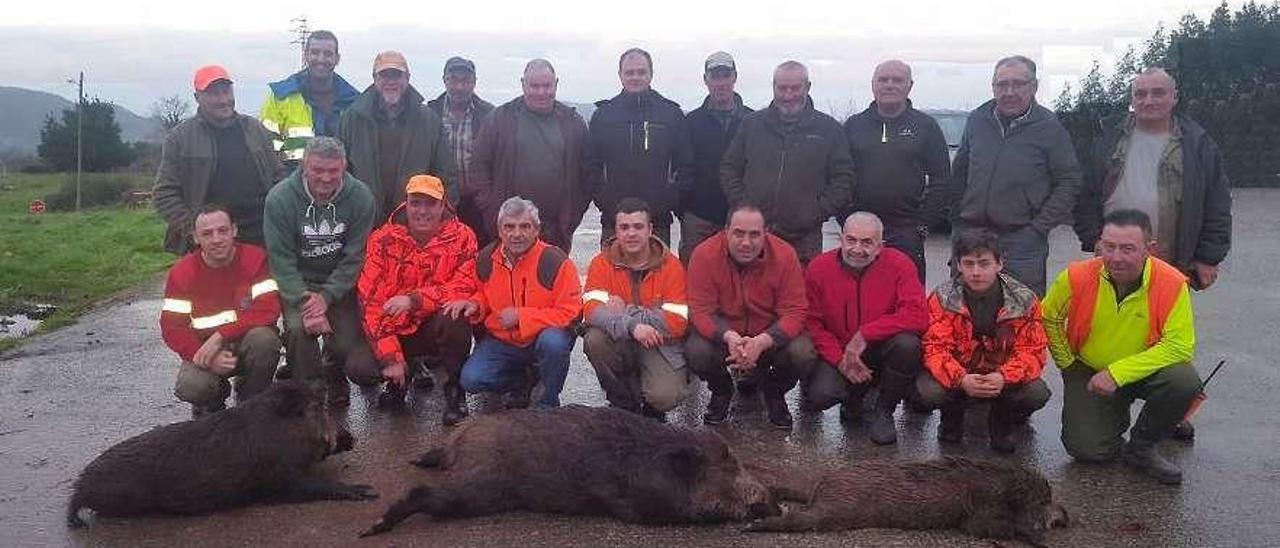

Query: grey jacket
950,100,1081,234
1074,114,1232,270
152,113,285,254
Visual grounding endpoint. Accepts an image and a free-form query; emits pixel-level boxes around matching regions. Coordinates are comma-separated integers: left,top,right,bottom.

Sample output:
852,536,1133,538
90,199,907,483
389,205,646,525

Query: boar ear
271,382,312,418
658,446,706,484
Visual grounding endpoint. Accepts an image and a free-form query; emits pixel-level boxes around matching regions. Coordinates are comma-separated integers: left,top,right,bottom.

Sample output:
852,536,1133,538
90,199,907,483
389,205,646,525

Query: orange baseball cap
193,65,232,92
405,175,445,200
373,51,409,74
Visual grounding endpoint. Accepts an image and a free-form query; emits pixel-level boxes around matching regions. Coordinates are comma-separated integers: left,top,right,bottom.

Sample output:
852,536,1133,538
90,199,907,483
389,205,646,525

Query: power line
290,16,309,70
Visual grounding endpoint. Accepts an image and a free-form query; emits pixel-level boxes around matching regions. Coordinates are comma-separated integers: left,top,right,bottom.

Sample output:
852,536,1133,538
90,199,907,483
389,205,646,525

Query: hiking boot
938,404,965,444
868,408,898,445
441,382,467,427
1170,420,1195,442
838,395,864,424
412,362,436,391
376,382,406,409
763,392,793,430
988,408,1017,454
641,403,668,423
735,377,760,396
190,401,226,419
703,390,733,425
1122,441,1183,485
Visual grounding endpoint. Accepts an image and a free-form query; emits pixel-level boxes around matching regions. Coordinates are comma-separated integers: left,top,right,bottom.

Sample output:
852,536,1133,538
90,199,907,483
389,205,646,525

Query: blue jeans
460,328,575,408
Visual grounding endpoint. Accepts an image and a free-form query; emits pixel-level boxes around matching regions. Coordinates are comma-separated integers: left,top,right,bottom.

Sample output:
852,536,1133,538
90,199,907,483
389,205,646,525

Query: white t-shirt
1105,130,1171,232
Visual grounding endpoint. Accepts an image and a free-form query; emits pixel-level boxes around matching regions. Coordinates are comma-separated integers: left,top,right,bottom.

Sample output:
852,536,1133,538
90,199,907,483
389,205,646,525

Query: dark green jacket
950,100,1081,234
720,100,854,238
263,169,375,318
338,85,456,220
153,113,285,254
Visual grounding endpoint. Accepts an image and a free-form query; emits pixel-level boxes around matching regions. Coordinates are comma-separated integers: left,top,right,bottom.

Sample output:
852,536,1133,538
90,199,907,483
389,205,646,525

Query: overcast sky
1,0,1225,116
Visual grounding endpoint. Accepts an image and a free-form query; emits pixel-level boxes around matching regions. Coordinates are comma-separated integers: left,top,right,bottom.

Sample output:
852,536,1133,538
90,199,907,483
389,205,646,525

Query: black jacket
588,89,694,223
720,100,854,238
1074,114,1232,269
683,93,752,224
844,101,950,227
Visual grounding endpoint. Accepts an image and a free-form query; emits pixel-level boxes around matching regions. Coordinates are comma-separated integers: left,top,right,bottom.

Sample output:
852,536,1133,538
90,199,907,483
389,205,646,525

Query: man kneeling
917,228,1050,453
161,205,281,417
357,175,478,424
1043,209,1200,484
583,198,697,422
453,197,582,409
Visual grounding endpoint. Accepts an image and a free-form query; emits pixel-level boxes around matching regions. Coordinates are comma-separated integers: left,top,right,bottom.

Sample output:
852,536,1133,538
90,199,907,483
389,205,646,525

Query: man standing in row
589,48,694,246
583,198,696,422
800,212,927,445
161,205,281,417
263,137,377,404
340,51,455,221
950,55,1080,295
687,205,811,429
844,59,951,281
261,30,360,165
427,57,494,242
357,175,478,424
681,51,751,263
721,60,854,265
155,65,284,253
471,59,594,252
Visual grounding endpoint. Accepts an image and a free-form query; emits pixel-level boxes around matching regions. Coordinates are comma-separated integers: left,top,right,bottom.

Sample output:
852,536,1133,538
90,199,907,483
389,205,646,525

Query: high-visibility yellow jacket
1042,256,1196,386
260,70,359,162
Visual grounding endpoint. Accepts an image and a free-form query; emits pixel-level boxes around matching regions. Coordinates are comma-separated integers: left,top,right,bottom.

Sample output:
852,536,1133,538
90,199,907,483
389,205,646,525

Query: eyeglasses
993,79,1034,91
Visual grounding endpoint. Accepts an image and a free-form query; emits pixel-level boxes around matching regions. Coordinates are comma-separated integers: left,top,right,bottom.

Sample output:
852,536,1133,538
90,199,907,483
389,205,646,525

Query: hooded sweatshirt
263,169,375,319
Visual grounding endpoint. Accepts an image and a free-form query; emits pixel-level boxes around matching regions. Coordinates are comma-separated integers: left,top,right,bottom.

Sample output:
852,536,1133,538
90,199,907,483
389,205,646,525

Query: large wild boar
360,405,778,536
68,380,375,525
746,457,1069,546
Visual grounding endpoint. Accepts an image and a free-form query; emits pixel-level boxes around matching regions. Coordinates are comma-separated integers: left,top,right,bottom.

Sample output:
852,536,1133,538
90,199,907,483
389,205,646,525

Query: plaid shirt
441,98,477,189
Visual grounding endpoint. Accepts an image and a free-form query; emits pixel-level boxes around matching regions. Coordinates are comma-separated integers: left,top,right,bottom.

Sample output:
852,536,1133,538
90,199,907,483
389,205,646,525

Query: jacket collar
936,272,1038,320
602,236,671,271
269,70,360,104
351,84,426,120
699,92,746,112
864,99,914,122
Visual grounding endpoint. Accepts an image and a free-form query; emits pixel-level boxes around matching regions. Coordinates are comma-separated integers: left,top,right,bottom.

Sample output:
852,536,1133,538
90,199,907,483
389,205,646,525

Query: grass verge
0,173,173,353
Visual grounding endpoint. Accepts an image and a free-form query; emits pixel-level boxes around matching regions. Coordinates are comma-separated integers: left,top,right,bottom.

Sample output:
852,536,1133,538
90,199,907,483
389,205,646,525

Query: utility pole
290,16,310,69
75,71,84,212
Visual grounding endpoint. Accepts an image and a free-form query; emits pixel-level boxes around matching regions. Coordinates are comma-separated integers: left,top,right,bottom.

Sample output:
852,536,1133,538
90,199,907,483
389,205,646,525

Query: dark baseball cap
444,56,475,75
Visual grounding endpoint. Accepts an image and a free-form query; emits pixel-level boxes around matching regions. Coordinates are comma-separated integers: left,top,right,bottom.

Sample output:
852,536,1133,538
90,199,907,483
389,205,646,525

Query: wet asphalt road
2,189,1278,547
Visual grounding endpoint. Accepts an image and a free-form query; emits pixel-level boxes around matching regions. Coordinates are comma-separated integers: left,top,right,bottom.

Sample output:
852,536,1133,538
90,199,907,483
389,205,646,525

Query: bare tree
149,95,191,131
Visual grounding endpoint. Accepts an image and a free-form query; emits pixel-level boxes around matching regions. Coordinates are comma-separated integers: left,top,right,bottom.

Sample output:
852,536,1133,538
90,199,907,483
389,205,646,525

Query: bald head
841,212,885,270
872,60,914,115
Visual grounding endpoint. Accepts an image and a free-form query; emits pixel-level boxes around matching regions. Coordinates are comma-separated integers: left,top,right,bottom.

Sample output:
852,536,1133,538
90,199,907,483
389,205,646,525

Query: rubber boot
703,376,734,424
1122,439,1183,485
938,401,965,444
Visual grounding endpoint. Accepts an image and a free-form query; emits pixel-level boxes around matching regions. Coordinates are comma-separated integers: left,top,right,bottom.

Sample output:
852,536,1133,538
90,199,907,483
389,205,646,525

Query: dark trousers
285,293,377,392
884,224,926,284
915,373,1050,418
799,333,922,411
775,228,823,267
1060,361,1201,461
952,223,1048,296
347,314,472,388
685,331,811,397
677,212,722,265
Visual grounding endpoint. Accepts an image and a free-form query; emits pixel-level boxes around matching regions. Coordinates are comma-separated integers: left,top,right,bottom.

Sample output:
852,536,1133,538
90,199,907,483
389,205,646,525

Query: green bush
42,174,147,211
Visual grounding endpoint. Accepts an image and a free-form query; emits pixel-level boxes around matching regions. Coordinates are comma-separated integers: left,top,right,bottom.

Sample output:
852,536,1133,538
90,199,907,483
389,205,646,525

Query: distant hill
0,86,160,156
